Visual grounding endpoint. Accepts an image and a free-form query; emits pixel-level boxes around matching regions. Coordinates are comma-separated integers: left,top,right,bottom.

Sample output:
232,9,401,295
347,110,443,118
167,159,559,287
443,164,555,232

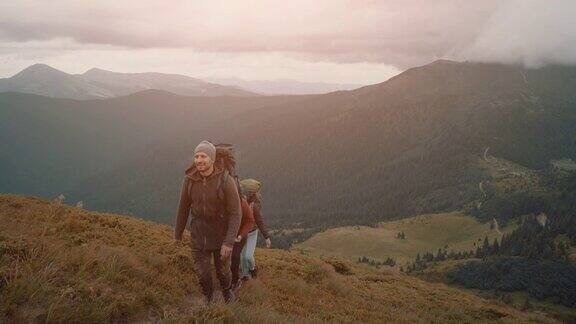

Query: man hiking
174,140,241,304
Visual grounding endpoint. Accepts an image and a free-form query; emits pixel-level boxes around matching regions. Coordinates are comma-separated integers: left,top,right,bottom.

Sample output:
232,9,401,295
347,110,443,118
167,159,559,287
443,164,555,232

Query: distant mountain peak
429,59,460,66
1,64,258,98
81,68,202,82
24,63,57,71
120,88,181,99
83,67,111,75
83,68,182,78
12,63,69,79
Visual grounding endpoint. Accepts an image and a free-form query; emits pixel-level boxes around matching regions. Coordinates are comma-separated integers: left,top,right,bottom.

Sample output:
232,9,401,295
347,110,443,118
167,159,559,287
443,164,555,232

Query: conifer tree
492,238,500,255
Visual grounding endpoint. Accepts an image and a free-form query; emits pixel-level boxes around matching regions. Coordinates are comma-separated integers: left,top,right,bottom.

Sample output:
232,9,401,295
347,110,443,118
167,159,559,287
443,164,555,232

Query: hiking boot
249,267,258,279
223,288,235,303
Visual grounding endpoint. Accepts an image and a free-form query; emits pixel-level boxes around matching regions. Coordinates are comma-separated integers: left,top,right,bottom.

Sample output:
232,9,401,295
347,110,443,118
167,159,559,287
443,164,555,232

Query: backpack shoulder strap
186,177,194,200
216,170,229,203
217,170,244,209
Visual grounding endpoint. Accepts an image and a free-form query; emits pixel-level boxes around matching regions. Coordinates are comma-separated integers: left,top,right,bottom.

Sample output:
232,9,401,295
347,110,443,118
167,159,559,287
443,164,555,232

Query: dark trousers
193,249,232,302
231,237,247,284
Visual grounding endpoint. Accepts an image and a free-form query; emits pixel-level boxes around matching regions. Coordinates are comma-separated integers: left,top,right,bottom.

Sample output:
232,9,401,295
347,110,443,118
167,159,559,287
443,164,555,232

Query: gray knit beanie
194,140,216,161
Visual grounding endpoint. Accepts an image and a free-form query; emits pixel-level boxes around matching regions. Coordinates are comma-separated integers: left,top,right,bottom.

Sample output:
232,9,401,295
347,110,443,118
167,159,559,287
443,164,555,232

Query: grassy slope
478,156,541,195
294,211,516,266
0,194,552,323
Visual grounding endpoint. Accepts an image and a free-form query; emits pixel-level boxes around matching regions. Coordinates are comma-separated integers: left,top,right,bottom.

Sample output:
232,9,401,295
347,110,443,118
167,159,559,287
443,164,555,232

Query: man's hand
265,238,272,248
235,235,242,243
220,244,233,260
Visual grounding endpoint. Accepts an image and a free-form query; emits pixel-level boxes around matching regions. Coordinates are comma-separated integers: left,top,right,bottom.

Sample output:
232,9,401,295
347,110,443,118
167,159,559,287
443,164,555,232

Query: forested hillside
0,91,307,197
3,61,576,231
70,61,576,229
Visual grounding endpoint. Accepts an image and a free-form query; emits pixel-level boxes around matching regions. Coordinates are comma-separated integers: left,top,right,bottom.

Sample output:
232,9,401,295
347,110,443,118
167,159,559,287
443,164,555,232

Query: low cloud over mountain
1,1,574,82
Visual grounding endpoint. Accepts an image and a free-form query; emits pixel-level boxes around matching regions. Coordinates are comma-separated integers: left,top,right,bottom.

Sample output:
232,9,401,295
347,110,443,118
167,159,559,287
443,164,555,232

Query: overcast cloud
0,0,574,83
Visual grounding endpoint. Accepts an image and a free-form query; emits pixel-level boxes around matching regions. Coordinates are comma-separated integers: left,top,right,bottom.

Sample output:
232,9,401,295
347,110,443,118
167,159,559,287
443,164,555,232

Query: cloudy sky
0,0,575,84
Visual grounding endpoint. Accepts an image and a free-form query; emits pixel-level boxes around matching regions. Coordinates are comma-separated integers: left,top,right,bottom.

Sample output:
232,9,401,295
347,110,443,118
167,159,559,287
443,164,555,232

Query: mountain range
0,64,257,99
69,60,576,228
204,76,365,95
3,60,576,231
0,64,365,99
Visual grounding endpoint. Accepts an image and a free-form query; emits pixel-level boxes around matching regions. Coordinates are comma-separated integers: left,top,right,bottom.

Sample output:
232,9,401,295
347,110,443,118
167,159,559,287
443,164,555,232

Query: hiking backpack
212,143,257,233
213,143,243,201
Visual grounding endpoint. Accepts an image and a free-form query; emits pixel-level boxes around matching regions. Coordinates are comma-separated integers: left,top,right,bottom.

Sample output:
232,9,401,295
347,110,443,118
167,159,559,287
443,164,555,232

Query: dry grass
0,194,556,323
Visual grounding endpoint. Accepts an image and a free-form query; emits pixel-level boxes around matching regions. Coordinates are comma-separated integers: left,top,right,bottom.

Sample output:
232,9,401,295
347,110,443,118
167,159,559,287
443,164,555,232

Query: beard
195,162,212,171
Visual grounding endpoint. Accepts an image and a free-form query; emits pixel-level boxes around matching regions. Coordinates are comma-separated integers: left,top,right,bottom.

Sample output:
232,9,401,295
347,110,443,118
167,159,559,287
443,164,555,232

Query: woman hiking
239,179,271,281
230,193,255,289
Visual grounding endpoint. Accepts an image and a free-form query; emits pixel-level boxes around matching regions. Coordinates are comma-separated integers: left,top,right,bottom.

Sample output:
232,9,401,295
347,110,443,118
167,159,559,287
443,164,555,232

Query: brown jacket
252,203,270,239
238,198,256,239
174,165,241,250
248,194,270,239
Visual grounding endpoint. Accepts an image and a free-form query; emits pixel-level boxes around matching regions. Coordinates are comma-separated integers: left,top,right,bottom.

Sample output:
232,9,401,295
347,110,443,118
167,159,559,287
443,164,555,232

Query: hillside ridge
0,63,257,99
0,194,555,323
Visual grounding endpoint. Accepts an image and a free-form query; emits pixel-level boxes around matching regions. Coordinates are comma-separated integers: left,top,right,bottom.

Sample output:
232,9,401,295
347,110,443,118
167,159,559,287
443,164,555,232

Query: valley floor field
295,211,517,266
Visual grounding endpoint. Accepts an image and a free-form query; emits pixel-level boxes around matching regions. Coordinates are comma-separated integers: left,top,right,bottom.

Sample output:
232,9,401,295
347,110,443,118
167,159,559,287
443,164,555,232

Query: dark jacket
248,195,270,239
174,165,241,250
